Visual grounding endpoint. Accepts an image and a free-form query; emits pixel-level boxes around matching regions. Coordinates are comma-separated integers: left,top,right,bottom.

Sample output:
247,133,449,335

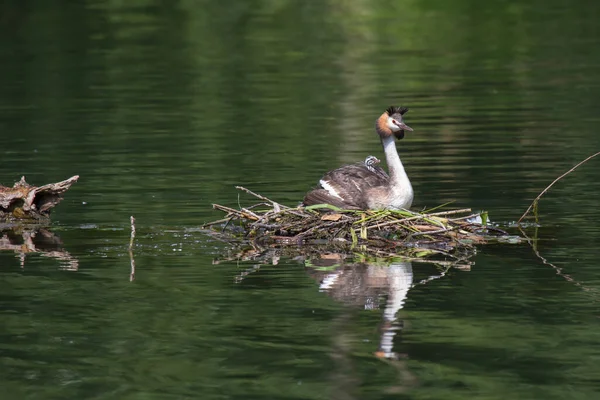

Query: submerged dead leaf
321,213,343,221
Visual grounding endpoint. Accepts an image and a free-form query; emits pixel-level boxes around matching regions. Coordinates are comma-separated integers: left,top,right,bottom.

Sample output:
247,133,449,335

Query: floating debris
0,175,79,222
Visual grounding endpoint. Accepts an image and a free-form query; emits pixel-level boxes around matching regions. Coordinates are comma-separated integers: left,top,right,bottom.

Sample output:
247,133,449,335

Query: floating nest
203,186,521,261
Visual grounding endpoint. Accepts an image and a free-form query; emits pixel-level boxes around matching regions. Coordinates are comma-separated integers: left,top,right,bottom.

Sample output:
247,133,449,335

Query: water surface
1,1,600,399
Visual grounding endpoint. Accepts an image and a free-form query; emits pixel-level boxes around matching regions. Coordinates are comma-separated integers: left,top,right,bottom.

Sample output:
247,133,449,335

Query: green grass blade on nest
304,203,344,212
422,200,457,214
350,227,358,246
419,216,448,228
360,213,368,239
388,208,417,218
352,210,390,225
480,211,489,226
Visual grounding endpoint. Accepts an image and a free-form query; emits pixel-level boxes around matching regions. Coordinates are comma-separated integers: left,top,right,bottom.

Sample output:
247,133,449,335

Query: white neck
381,135,413,208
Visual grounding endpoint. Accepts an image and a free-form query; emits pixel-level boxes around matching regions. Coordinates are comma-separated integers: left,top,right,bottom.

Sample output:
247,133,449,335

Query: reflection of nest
217,246,463,302
0,228,78,270
213,234,475,275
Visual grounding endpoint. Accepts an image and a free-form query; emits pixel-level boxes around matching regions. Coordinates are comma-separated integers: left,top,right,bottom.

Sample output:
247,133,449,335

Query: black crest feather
386,106,409,116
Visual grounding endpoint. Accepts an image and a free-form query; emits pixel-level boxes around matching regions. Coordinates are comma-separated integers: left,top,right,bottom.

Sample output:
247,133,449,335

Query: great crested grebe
303,106,414,210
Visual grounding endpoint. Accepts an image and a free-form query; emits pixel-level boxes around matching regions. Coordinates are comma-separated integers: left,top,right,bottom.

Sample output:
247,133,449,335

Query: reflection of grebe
376,262,413,359
303,106,414,210
316,260,414,359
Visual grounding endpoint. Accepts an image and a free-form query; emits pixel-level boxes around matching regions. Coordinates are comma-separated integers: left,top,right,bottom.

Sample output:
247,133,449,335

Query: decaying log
0,175,79,222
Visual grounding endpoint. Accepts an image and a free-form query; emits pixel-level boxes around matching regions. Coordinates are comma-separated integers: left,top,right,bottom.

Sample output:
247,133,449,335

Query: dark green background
1,1,599,399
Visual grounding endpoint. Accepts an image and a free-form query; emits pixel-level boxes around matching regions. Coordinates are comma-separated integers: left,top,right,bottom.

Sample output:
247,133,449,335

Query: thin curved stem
517,151,600,224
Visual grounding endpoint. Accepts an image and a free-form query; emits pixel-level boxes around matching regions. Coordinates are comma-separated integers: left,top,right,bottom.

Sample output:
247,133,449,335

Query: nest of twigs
203,187,518,259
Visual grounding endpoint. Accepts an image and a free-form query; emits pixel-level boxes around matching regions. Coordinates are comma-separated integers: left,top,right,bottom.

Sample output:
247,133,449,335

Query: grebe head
376,106,413,140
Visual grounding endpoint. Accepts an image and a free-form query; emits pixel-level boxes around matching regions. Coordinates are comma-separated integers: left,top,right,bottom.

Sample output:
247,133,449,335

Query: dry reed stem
518,151,600,224
213,203,259,221
235,186,288,209
202,216,234,228
129,216,136,282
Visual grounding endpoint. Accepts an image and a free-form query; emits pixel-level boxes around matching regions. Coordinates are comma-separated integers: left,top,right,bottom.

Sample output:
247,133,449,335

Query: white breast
388,185,414,209
366,185,413,210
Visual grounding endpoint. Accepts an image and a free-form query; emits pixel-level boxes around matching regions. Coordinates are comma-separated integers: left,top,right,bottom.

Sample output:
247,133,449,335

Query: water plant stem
129,216,136,282
518,151,600,224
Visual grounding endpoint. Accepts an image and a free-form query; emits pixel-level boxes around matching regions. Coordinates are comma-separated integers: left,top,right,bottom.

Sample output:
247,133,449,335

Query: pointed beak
395,121,413,132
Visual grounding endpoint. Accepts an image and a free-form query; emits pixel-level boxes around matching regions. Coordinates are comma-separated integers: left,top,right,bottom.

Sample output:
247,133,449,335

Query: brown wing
303,164,389,209
302,188,361,210
367,164,389,180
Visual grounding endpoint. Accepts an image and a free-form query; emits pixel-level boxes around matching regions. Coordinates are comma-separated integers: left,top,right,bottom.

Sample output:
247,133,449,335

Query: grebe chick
303,106,414,210
364,155,380,172
364,155,389,178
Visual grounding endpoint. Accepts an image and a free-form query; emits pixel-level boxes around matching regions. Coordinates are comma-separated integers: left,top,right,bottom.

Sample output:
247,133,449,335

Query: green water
2,1,600,399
